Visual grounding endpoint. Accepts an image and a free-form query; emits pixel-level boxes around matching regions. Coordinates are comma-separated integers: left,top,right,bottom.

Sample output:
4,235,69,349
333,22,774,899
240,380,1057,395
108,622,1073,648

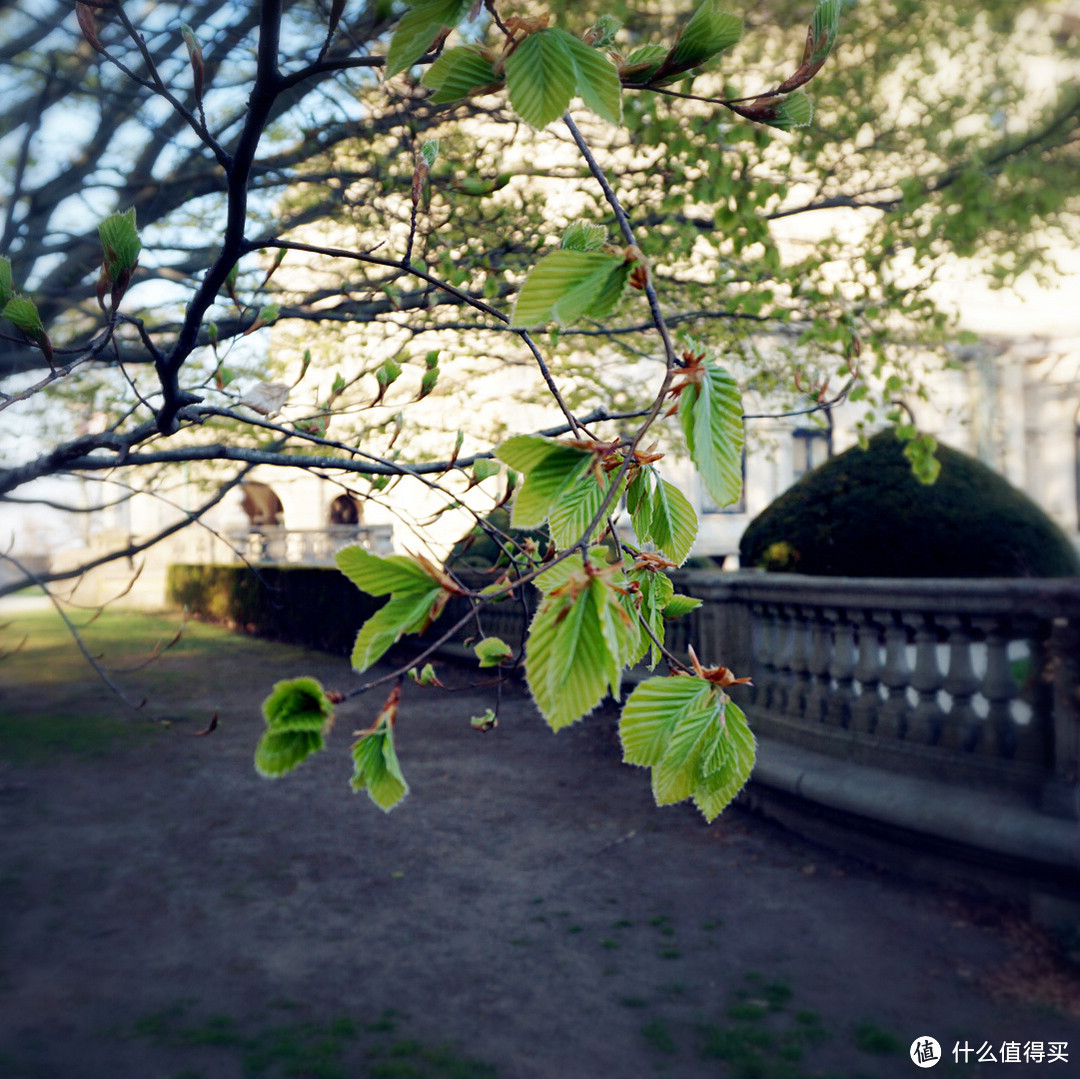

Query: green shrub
739,430,1080,578
167,564,385,654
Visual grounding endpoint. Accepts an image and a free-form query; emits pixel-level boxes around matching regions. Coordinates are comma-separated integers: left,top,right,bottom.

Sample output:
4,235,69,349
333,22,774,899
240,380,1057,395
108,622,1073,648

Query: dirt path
1,615,1079,1078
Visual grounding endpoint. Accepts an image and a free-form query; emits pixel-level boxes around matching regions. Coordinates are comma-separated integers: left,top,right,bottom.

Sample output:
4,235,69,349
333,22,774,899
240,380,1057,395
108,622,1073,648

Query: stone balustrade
226,524,394,565
670,573,1080,824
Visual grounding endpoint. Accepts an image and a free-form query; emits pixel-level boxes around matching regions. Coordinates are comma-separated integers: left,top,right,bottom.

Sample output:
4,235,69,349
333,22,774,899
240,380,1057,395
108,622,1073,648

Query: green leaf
495,434,593,529
385,0,469,78
533,547,611,594
525,573,633,730
663,593,702,619
563,30,622,124
98,208,141,280
0,257,13,307
470,708,498,730
765,90,814,130
620,676,714,766
377,358,402,386
336,546,437,595
351,726,409,810
547,466,615,549
350,586,444,672
505,29,576,129
619,44,669,86
691,700,756,820
422,45,500,103
619,677,756,821
633,473,697,565
666,2,743,77
255,728,326,778
475,637,513,667
679,357,744,508
561,221,608,252
262,676,334,732
623,566,675,668
510,249,626,329
471,457,500,483
809,0,843,64
2,295,44,338
419,139,439,167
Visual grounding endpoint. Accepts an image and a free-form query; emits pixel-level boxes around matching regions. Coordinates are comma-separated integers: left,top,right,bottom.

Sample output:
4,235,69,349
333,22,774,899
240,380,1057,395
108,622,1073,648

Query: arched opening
329,493,362,526
239,482,284,527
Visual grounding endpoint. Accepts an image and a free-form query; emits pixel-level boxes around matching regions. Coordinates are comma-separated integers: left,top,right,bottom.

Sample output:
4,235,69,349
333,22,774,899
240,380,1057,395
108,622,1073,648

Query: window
792,427,832,480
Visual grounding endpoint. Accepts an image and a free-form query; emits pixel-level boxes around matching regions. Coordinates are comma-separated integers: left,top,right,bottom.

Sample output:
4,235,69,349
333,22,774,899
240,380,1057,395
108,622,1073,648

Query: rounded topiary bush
739,430,1080,578
444,507,550,571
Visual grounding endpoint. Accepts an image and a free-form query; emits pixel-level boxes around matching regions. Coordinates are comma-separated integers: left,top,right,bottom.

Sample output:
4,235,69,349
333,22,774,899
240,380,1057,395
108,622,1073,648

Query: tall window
792,427,832,481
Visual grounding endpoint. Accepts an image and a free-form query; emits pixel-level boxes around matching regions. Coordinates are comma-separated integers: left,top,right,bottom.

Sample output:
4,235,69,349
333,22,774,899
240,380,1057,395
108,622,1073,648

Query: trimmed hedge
167,564,385,655
739,430,1080,578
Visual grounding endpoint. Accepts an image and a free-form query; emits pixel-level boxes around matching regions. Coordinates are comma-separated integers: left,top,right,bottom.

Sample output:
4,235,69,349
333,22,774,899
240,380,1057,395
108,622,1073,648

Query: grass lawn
0,605,298,762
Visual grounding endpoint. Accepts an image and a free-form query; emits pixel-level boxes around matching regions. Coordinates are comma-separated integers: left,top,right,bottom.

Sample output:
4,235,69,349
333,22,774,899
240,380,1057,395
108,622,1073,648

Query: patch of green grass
852,1021,902,1055
658,948,682,960
641,1018,677,1055
127,1004,493,1079
599,938,619,949
0,709,159,763
619,996,648,1008
728,1001,769,1022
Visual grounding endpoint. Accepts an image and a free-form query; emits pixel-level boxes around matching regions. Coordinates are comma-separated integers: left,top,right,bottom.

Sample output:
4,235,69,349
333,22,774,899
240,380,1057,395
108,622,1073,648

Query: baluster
751,604,777,712
981,619,1019,760
826,611,857,728
941,617,981,752
786,608,812,720
877,617,912,740
908,615,945,745
771,607,795,713
804,610,832,725
851,614,883,734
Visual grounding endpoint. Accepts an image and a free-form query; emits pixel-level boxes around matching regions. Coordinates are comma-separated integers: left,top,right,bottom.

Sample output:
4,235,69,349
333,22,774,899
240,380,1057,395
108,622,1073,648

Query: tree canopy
1,0,1077,815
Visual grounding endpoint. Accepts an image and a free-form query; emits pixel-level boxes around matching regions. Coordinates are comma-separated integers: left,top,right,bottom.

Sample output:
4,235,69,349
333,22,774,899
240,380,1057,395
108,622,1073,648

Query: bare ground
1,612,1079,1078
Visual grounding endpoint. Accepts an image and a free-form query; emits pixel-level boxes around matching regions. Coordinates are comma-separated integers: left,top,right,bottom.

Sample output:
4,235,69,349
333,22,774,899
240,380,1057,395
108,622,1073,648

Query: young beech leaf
619,44,669,86
475,637,513,667
561,221,608,252
679,356,744,508
255,676,334,778
385,0,469,78
661,1,742,81
663,593,702,619
2,295,45,339
547,464,618,549
809,0,843,64
335,548,451,672
422,45,501,103
525,573,636,730
350,587,445,672
336,546,439,594
533,547,611,594
255,729,326,778
563,30,622,124
510,249,626,329
619,676,756,821
622,566,675,669
351,691,409,811
495,434,594,530
471,708,498,731
0,257,13,307
262,675,334,732
505,29,577,129
631,471,697,565
98,208,142,281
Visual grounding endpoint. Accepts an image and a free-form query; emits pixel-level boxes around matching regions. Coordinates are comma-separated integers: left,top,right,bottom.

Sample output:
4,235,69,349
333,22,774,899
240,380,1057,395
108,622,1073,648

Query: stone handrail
225,524,394,565
668,572,1080,825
